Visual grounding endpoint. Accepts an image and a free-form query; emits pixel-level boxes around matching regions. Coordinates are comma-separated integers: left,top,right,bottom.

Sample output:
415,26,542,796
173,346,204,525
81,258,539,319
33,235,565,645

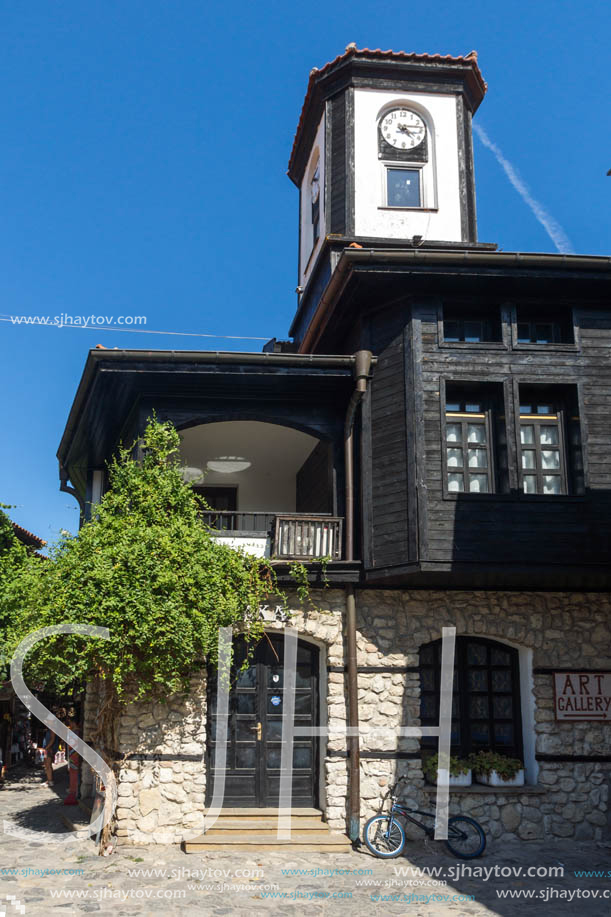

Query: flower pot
476,769,524,787
426,769,472,787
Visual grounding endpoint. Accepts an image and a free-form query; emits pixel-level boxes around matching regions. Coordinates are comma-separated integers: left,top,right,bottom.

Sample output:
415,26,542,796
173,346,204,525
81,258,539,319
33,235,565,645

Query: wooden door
207,634,319,808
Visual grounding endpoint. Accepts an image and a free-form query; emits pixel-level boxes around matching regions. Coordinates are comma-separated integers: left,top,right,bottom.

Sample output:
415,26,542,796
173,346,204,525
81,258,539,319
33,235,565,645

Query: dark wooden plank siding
367,311,410,568
416,303,611,567
329,92,347,235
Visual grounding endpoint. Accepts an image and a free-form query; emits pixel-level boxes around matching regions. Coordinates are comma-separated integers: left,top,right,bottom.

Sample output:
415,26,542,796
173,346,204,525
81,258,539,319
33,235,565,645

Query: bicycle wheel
445,815,486,859
363,814,406,858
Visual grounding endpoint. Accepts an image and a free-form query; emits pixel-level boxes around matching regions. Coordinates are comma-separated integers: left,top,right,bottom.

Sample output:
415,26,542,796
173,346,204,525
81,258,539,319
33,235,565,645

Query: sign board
553,672,611,721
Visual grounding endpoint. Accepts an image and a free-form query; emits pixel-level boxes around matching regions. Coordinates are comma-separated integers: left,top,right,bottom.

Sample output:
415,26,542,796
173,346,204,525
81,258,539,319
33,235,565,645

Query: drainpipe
344,350,372,843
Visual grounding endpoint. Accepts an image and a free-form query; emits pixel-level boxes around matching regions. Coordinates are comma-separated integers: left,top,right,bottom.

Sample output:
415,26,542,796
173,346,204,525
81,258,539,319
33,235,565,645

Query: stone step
209,807,323,818
206,818,326,832
183,832,352,854
205,827,328,837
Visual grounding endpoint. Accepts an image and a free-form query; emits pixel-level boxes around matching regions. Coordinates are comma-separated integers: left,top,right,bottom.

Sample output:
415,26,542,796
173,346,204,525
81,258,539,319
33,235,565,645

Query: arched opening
419,636,523,761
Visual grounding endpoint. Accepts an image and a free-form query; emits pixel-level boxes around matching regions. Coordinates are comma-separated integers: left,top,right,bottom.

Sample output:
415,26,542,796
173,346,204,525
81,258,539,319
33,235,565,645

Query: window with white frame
377,105,434,210
443,382,509,496
517,387,584,496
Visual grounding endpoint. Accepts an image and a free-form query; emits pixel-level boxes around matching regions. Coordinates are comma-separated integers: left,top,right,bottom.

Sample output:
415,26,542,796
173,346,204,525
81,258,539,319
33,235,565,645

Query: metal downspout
344,350,372,843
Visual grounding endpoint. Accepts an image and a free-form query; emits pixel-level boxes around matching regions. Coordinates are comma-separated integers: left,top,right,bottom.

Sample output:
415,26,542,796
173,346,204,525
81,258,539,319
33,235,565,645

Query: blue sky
1,0,609,545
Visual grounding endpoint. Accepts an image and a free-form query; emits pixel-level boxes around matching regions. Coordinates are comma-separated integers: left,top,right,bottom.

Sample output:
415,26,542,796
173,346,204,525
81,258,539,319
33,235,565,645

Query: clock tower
287,45,487,297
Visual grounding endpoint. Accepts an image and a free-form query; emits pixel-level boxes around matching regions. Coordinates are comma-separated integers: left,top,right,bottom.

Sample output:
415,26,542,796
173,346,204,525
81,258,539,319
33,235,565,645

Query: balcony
201,511,343,560
180,420,345,562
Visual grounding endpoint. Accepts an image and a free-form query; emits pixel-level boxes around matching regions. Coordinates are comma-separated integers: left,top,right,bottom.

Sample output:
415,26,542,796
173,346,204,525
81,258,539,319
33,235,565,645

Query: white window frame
381,161,427,209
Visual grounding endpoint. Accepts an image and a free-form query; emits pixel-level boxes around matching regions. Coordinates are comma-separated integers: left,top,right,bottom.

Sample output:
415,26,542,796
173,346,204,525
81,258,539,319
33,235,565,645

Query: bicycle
363,776,486,859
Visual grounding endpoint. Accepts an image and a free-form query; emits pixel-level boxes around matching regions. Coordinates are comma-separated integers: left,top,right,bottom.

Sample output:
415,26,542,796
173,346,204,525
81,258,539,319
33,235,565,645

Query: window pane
540,426,559,445
469,474,489,493
465,403,482,414
464,321,483,343
387,168,420,206
237,666,256,688
235,745,256,769
471,722,490,744
467,423,486,443
468,670,487,691
493,696,513,718
293,746,312,769
446,423,461,442
519,404,532,415
520,425,535,445
448,473,464,492
467,644,487,665
517,323,530,343
523,475,537,494
444,321,461,342
491,670,512,691
491,648,510,665
236,694,256,714
521,451,536,470
470,696,489,718
468,449,487,469
421,696,436,719
543,475,561,495
446,447,463,468
266,720,283,741
236,720,256,742
494,723,514,745
534,323,554,343
541,450,560,470
536,404,553,415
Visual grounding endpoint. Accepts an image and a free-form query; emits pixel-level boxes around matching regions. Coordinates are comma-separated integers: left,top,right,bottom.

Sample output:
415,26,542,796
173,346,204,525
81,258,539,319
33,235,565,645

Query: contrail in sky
473,122,574,254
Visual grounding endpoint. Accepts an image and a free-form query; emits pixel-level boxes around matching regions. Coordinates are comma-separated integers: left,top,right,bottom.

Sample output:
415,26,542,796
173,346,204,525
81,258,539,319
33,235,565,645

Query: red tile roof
12,522,46,549
288,45,487,177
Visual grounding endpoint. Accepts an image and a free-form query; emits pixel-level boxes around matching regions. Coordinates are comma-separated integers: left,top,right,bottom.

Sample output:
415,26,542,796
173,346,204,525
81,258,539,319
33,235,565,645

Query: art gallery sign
554,672,611,721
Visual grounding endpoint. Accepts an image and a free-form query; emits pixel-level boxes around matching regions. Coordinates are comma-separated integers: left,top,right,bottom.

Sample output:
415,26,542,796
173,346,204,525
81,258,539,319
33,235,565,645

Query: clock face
380,109,426,151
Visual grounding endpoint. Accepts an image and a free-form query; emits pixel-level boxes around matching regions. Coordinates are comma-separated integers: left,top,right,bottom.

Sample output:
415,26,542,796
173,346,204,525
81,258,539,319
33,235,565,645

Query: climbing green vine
2,419,277,702
288,555,332,608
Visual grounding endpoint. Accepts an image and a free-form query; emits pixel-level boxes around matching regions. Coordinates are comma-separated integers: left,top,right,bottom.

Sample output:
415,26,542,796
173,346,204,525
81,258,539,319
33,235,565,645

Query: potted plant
422,753,472,787
469,751,524,787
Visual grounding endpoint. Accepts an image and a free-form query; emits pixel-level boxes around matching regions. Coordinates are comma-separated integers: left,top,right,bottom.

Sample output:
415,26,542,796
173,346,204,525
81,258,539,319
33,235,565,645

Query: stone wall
82,588,611,844
353,590,611,842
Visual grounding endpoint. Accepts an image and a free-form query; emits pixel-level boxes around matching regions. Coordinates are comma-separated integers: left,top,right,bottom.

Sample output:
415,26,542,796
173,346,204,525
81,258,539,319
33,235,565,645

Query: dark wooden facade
295,247,611,589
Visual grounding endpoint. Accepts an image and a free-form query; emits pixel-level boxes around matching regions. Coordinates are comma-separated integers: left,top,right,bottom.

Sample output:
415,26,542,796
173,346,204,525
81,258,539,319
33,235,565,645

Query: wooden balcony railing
200,511,275,534
201,511,344,560
274,515,343,560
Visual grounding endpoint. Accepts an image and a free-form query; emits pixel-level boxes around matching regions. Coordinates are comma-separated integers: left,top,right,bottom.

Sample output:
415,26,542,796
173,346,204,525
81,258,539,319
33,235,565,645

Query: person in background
63,708,81,806
42,708,64,787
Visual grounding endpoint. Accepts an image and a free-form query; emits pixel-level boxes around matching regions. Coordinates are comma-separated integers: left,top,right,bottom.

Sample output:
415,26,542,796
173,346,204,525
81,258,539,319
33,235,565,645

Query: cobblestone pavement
1,765,610,916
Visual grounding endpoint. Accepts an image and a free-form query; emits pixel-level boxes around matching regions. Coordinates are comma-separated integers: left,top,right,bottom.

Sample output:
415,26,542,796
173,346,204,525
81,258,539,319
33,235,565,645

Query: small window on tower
386,168,421,207
310,162,320,244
